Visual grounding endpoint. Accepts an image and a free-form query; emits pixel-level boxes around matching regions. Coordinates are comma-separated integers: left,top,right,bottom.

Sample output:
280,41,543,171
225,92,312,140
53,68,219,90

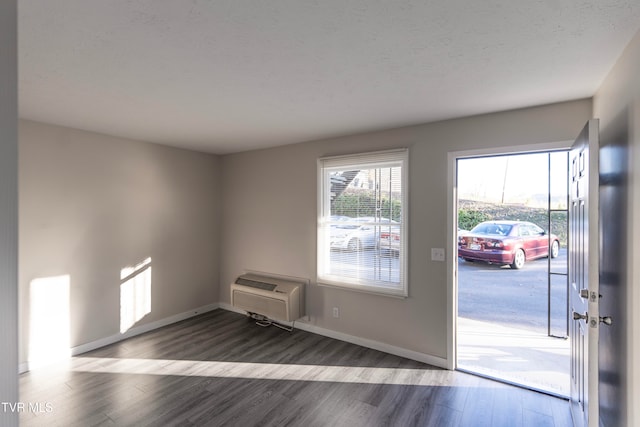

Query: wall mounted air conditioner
231,273,306,322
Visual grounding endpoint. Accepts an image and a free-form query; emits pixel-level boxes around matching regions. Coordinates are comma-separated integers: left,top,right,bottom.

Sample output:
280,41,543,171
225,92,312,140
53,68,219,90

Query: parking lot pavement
329,249,400,283
457,249,568,335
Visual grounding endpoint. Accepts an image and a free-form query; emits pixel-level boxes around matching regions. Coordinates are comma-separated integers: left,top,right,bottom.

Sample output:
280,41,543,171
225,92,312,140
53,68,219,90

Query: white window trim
317,148,409,298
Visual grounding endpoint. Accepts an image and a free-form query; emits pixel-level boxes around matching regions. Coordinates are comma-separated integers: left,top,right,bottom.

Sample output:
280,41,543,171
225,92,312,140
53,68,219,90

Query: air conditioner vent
234,277,277,291
231,273,306,322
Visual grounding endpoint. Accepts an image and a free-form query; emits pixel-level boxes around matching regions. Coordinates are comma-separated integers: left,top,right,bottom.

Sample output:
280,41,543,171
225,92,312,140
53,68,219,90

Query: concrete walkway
457,317,570,397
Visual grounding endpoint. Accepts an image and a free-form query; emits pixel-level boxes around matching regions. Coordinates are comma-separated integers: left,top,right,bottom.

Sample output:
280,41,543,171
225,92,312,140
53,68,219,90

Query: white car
330,217,397,251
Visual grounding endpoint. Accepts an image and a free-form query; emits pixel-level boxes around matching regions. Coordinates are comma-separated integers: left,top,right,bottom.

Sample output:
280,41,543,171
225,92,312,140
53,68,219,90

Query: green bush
458,209,490,231
331,191,401,221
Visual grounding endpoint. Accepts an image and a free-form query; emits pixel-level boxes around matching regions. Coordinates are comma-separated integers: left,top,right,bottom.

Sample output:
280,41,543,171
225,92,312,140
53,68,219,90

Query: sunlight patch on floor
68,356,492,387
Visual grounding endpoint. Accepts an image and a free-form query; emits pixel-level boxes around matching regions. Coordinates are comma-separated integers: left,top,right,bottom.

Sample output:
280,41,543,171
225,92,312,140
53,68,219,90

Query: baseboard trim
218,303,448,369
20,303,219,374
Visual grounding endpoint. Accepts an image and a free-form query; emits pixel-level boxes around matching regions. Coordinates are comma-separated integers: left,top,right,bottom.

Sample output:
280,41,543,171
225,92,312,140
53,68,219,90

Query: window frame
317,148,409,298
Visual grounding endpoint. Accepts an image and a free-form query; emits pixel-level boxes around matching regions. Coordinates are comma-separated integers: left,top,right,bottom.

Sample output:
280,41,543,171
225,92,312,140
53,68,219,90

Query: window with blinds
317,149,408,297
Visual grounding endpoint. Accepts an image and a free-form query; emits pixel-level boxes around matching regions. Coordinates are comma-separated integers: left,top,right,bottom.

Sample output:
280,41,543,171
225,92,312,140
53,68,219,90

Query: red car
458,220,560,269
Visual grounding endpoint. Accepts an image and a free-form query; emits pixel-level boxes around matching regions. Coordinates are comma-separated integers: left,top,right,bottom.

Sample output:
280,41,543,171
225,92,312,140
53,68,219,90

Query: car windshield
471,223,513,236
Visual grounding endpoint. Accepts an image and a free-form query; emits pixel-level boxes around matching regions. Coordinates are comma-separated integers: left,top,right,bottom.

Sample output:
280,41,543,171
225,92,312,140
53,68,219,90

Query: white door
569,119,599,427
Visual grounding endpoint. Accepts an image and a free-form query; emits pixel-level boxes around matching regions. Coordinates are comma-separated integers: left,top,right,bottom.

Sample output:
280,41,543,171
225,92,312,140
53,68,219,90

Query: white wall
19,120,222,366
593,28,640,427
220,99,592,361
0,1,18,426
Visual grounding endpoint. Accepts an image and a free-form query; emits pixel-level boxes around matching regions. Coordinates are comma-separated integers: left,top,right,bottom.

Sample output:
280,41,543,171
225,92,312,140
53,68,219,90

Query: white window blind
317,149,408,297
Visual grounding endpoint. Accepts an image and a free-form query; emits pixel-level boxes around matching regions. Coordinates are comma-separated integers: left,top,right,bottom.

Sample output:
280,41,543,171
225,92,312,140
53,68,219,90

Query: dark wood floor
20,309,572,426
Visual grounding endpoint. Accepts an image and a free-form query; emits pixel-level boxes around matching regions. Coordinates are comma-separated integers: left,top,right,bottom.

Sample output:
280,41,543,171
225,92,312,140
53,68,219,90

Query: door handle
579,289,589,299
573,311,588,321
600,316,613,326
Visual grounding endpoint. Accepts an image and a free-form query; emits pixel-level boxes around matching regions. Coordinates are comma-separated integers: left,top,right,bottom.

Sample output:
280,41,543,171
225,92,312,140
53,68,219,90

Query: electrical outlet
431,248,445,262
332,307,340,318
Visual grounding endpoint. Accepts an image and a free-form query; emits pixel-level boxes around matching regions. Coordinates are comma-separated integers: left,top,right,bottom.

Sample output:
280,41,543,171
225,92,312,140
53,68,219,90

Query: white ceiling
18,1,640,154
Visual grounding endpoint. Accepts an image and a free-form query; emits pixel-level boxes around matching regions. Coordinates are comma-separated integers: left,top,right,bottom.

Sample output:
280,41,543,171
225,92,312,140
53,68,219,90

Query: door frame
446,140,572,370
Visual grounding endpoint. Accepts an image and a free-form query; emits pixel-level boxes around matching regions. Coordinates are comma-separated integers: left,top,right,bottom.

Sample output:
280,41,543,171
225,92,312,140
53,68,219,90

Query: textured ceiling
18,1,640,154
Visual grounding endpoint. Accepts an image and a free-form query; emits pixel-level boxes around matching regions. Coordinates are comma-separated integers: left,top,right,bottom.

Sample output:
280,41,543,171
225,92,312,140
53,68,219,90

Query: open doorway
455,150,570,396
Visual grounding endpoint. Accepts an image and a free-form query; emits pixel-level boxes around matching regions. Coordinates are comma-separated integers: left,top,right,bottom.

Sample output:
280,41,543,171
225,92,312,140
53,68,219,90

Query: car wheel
550,240,560,258
348,238,362,251
511,249,525,269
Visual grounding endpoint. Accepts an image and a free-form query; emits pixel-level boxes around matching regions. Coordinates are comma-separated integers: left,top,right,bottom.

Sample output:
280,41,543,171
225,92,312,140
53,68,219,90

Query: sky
457,151,569,209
